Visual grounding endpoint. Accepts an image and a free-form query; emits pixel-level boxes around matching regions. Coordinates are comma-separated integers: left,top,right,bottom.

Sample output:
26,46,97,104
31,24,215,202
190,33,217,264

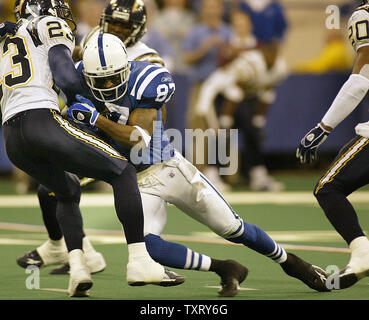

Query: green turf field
0,174,368,301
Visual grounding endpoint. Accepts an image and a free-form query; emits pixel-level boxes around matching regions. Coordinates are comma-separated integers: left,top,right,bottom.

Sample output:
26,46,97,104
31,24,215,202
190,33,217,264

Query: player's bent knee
55,174,81,203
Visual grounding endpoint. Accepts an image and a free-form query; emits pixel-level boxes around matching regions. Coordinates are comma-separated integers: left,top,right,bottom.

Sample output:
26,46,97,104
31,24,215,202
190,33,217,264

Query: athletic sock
229,222,287,263
145,234,211,270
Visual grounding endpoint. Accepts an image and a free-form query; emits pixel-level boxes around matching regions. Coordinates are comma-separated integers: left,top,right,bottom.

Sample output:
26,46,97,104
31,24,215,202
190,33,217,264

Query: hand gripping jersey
0,16,75,124
81,26,165,66
348,4,369,52
77,60,175,167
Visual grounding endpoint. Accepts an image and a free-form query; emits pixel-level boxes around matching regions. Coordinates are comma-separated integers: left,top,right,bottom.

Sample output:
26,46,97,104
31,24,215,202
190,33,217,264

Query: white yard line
0,222,350,253
1,191,369,207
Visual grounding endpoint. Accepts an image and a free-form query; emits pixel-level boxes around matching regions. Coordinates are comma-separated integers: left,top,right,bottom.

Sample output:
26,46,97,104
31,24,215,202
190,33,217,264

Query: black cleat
215,260,248,297
155,269,185,287
17,250,44,269
281,253,331,292
50,263,70,275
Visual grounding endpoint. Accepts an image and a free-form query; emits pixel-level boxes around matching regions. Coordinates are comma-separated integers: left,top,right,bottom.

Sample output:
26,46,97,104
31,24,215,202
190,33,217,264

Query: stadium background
1,0,369,301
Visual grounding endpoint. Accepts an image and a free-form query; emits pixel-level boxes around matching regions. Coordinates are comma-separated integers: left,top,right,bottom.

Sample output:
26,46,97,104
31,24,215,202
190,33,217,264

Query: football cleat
68,249,93,297
337,248,369,289
16,240,68,269
50,251,106,275
215,260,249,297
17,249,44,269
126,255,166,286
154,269,185,287
281,253,331,292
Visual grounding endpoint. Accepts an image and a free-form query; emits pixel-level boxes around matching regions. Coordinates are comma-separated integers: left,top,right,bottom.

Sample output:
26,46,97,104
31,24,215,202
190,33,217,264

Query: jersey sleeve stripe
98,33,107,67
136,68,170,100
130,64,156,96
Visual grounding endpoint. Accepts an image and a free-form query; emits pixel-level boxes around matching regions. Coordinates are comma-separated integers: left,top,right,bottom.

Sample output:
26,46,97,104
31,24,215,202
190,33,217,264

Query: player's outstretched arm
297,45,369,164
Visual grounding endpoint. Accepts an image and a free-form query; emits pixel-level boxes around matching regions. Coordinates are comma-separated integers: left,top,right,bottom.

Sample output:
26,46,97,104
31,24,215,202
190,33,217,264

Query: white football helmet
82,33,131,102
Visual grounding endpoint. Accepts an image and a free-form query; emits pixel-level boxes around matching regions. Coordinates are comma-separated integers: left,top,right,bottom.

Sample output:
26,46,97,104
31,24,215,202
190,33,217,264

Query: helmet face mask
100,0,147,47
84,66,131,102
14,0,77,32
83,33,131,103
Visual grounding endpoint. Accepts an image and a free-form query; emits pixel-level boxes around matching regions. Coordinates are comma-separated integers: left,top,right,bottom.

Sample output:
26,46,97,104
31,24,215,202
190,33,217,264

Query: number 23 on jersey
1,35,33,89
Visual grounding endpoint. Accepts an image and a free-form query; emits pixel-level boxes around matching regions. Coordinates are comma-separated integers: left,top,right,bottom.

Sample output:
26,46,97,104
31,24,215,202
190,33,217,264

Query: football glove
0,21,18,39
296,124,330,164
68,95,99,126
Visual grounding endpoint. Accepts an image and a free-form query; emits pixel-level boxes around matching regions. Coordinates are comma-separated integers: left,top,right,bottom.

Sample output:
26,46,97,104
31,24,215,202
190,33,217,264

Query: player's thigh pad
139,151,243,238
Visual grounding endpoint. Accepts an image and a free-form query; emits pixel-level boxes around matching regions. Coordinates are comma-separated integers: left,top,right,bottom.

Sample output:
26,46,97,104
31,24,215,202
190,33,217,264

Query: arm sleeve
48,45,92,105
321,73,369,129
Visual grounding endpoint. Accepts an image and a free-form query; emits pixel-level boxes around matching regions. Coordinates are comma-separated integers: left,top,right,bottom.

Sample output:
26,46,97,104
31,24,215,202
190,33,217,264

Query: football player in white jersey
75,0,165,67
297,0,369,289
1,0,167,297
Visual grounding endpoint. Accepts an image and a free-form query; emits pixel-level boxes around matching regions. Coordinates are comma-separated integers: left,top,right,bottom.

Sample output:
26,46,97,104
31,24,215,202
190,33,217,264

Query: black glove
296,124,330,164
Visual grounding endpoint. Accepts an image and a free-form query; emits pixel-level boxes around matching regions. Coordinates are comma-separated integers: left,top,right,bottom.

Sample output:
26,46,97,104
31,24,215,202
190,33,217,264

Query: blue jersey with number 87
76,60,176,166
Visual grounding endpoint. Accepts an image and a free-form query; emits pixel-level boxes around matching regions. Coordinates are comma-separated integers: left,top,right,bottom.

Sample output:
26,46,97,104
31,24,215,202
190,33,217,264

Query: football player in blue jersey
26,33,330,296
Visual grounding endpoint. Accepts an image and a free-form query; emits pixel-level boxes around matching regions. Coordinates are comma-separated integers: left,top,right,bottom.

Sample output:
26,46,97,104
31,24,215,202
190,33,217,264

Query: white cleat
338,237,369,289
37,239,68,266
68,249,93,297
17,239,69,269
127,255,166,286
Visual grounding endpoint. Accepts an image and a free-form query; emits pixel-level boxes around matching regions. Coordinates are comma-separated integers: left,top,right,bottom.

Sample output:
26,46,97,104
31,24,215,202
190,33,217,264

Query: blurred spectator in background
294,30,353,74
182,0,232,84
142,0,174,71
195,2,289,191
74,0,105,45
153,0,195,75
240,0,287,44
220,8,257,65
182,0,232,190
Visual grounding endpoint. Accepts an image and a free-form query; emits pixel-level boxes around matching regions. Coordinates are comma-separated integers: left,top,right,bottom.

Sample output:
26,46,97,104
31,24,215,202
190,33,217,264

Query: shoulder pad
130,64,175,108
348,7,369,51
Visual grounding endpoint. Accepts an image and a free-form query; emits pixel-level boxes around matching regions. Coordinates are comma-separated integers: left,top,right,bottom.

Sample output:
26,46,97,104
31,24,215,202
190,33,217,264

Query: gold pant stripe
51,110,127,161
315,137,369,194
